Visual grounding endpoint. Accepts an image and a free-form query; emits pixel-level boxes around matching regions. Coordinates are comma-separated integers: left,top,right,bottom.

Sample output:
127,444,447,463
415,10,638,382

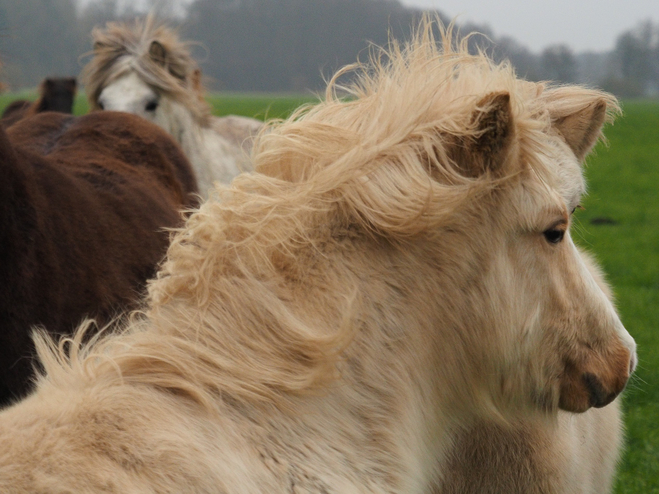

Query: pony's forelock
252,17,557,238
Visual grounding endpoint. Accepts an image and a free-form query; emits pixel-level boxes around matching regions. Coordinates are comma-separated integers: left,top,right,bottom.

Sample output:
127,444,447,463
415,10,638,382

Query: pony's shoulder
210,115,263,152
7,111,198,206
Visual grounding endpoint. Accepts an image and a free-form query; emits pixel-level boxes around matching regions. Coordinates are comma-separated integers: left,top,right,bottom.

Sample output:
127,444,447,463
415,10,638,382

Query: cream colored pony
81,15,262,197
0,19,636,493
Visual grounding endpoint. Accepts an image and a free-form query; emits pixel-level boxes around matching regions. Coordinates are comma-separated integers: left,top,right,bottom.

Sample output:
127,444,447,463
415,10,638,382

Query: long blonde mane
81,14,210,124
38,18,619,412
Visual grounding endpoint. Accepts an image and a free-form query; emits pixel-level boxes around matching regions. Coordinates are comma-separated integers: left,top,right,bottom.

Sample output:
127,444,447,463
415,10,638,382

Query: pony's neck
158,98,219,194
0,130,37,308
158,97,206,150
290,236,465,489
0,130,32,231
221,234,460,488
98,223,462,490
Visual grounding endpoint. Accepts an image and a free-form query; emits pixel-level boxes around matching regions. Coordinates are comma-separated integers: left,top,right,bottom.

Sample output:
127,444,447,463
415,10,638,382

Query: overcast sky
400,0,659,53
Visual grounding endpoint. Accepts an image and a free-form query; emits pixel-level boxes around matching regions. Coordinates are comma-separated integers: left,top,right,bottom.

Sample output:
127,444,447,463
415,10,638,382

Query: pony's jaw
491,168,636,415
466,240,635,417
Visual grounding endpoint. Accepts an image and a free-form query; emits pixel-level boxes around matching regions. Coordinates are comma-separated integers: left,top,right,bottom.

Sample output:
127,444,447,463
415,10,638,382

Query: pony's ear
552,99,607,161
149,40,168,66
150,40,186,80
451,92,514,178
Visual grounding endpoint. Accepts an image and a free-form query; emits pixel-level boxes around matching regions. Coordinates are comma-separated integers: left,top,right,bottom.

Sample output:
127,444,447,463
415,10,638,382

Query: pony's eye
543,229,565,244
145,100,159,112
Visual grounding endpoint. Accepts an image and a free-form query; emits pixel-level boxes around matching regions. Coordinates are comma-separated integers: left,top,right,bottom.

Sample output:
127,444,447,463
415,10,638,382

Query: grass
578,101,659,493
0,91,319,121
0,90,656,490
206,92,320,120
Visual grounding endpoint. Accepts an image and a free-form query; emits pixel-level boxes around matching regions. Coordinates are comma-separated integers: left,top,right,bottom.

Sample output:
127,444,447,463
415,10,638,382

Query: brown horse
1,77,77,127
0,110,197,406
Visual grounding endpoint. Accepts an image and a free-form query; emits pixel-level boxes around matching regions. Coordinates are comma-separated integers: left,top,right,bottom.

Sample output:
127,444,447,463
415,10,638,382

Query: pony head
81,14,210,132
236,23,637,416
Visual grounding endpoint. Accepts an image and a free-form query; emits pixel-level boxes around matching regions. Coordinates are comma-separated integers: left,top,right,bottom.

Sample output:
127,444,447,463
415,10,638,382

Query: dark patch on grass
590,216,619,225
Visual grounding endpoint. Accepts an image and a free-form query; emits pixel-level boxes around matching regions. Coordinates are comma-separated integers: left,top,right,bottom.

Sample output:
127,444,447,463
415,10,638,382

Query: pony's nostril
583,373,617,408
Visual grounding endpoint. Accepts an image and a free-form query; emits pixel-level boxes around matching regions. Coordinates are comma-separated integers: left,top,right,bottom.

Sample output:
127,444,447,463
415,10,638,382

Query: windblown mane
37,18,619,412
81,14,210,124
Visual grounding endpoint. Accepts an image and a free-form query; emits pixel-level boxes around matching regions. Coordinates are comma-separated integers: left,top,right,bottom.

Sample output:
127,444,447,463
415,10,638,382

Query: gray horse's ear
149,40,168,66
552,99,607,161
450,91,514,178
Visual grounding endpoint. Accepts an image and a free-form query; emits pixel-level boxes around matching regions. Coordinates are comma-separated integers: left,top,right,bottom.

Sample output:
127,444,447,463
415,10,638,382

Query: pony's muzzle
582,373,618,408
558,340,633,413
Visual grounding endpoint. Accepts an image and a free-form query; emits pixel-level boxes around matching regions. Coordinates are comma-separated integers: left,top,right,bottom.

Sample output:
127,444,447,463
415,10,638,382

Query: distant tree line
182,0,431,92
0,0,657,98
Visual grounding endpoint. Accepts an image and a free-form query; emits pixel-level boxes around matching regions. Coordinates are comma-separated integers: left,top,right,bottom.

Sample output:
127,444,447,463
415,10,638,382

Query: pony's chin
558,374,623,413
558,365,630,413
557,338,633,413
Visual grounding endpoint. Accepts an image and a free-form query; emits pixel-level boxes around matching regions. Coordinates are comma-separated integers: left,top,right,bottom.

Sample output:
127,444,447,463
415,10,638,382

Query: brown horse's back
0,111,197,405
1,100,32,127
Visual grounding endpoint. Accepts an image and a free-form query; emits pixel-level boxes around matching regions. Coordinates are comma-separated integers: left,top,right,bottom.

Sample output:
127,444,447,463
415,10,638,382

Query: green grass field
581,101,659,493
0,90,656,491
0,91,320,121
